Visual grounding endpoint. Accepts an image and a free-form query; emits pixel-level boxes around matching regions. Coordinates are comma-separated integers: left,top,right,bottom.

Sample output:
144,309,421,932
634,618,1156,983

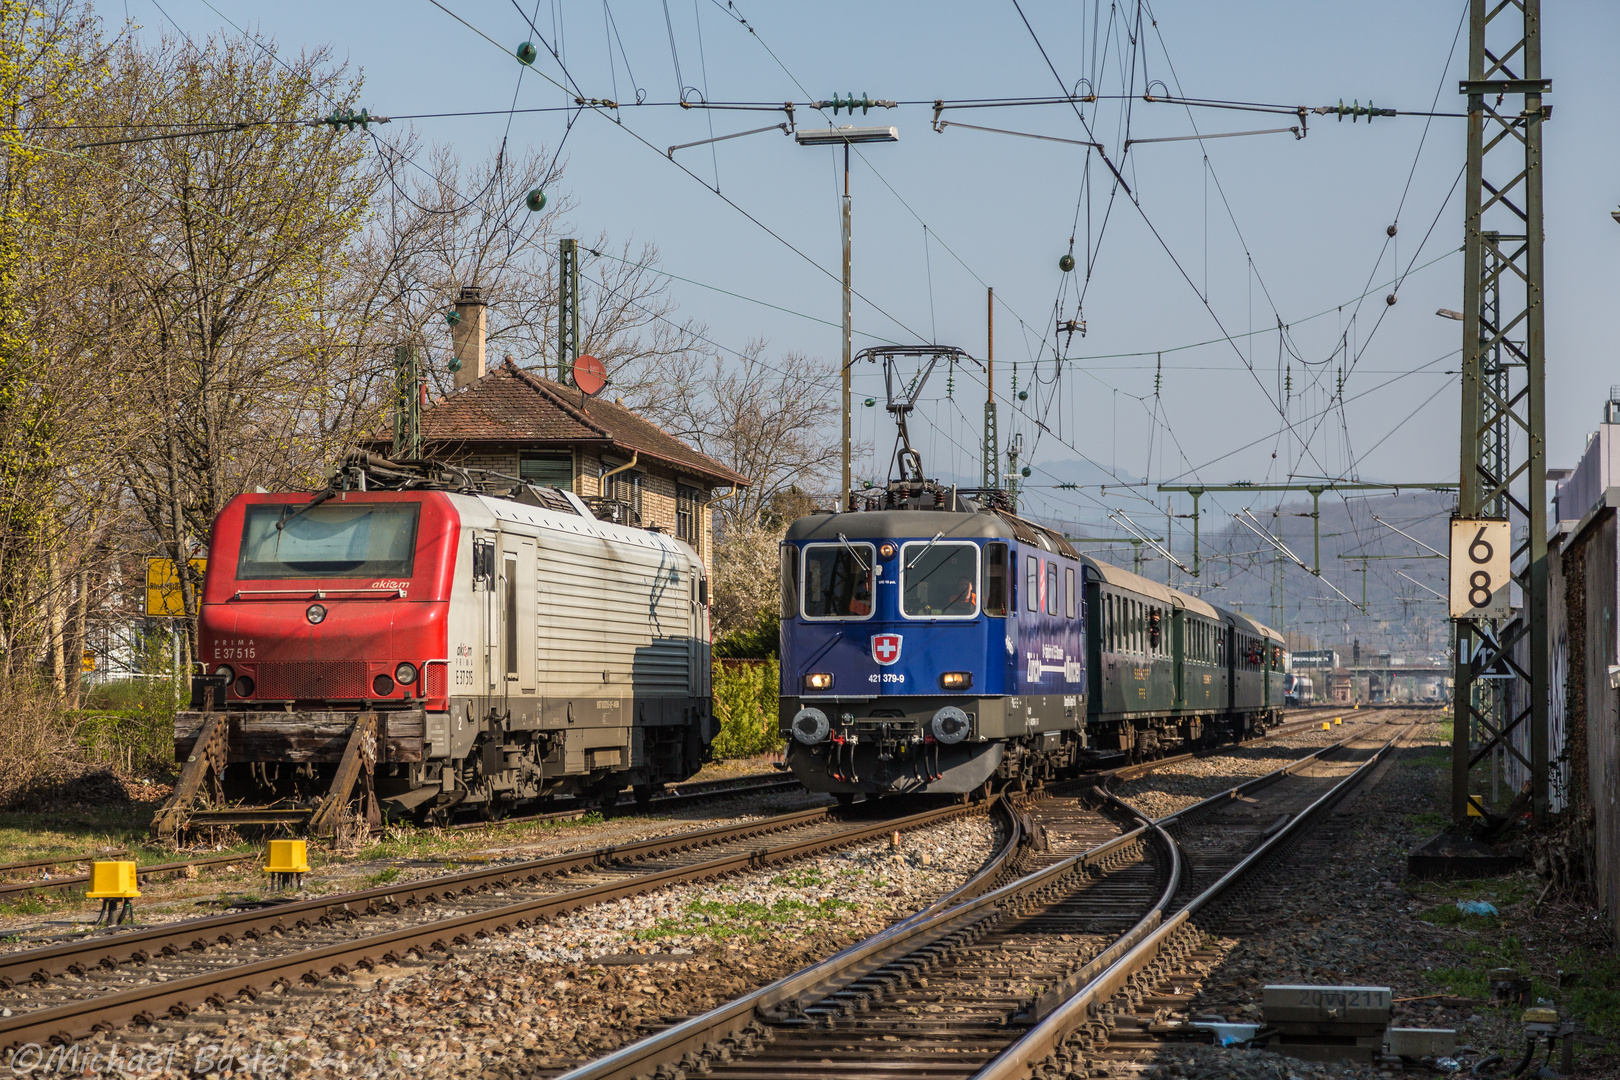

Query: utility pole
983,288,999,490
1158,481,1456,578
840,145,853,510
557,238,580,384
1006,433,1023,514
392,346,422,459
1451,0,1549,823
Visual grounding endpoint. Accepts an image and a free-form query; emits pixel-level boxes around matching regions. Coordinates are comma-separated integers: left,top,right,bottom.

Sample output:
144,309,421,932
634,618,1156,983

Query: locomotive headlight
372,674,396,697
931,706,970,745
879,543,896,558
214,665,234,684
306,603,327,625
803,672,834,692
233,676,255,698
791,707,831,745
395,662,418,686
939,671,973,690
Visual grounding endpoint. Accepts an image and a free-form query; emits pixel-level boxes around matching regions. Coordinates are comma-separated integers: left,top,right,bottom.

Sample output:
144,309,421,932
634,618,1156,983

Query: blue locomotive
778,480,1287,799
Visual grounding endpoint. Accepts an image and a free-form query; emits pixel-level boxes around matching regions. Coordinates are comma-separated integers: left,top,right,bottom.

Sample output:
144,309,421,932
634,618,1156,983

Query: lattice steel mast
1452,0,1550,823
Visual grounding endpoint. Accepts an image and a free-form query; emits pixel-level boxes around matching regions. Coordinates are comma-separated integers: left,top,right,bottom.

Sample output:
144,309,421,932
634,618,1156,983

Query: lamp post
794,125,899,510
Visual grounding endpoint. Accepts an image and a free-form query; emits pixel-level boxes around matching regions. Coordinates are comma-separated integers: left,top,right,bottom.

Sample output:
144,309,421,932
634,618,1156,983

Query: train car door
501,536,537,702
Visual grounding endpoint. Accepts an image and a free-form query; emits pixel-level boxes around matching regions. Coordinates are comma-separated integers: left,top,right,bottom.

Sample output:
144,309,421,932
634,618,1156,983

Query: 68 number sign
1449,519,1511,620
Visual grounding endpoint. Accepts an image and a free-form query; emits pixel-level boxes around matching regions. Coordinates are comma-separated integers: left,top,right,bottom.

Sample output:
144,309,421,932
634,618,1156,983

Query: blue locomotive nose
777,502,1090,796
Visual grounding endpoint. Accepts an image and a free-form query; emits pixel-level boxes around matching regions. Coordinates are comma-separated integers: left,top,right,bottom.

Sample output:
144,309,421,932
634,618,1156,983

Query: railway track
0,796,1002,1053
0,771,802,905
446,770,805,832
547,716,1416,1080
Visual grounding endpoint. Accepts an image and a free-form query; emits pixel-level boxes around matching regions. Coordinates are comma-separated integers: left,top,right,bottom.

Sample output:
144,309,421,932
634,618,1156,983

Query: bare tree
630,343,840,534
107,33,378,653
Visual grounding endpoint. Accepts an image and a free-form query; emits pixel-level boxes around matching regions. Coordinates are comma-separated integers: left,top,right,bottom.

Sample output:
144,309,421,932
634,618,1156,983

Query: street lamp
795,125,899,510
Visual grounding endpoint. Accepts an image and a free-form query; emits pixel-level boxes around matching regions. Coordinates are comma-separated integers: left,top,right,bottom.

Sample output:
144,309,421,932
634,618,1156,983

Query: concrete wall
1556,424,1620,523
1557,503,1619,935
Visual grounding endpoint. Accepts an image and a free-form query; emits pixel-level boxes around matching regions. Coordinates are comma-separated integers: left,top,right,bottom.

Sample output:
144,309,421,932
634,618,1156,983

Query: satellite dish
572,354,607,396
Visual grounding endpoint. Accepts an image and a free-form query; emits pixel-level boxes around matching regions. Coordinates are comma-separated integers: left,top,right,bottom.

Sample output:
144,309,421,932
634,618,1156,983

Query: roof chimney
451,286,487,388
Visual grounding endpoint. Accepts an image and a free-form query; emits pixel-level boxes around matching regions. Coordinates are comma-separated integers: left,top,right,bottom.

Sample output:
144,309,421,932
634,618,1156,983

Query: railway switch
86,860,140,926
265,840,310,891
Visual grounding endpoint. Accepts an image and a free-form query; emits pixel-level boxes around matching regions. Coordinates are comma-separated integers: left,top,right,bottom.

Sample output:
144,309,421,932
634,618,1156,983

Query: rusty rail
0,798,991,1051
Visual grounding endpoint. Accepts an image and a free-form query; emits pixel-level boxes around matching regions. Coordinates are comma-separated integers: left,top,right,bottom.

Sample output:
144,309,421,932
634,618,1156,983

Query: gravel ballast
5,814,999,1078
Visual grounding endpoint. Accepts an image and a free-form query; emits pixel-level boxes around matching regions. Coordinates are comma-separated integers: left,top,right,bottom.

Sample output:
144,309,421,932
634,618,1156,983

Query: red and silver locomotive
156,453,713,836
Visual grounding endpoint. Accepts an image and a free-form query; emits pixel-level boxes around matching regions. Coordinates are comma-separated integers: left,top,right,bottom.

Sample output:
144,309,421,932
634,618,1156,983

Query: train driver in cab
945,573,977,615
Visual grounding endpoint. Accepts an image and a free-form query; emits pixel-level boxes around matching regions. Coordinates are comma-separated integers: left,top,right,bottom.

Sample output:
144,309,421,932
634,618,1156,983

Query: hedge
711,658,783,759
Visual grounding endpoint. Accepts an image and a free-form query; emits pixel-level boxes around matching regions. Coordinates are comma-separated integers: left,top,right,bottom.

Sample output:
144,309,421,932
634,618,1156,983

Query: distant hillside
1063,490,1457,660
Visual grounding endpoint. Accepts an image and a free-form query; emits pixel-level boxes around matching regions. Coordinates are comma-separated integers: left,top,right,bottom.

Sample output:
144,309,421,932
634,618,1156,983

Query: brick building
406,356,745,578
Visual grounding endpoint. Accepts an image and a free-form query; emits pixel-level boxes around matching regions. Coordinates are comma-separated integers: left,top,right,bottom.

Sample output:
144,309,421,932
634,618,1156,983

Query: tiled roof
415,359,748,487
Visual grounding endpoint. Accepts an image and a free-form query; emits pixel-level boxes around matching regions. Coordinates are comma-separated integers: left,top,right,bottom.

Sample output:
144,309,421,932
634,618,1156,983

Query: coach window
780,545,799,620
901,541,980,618
984,542,1008,616
1026,556,1038,613
801,542,875,620
1065,566,1076,619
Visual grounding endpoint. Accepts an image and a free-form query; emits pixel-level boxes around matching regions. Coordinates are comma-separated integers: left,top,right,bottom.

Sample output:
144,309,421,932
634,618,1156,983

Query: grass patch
645,896,858,943
364,867,402,887
1417,903,1499,928
772,868,829,889
0,808,150,866
0,896,51,917
1562,950,1620,1039
1407,810,1449,834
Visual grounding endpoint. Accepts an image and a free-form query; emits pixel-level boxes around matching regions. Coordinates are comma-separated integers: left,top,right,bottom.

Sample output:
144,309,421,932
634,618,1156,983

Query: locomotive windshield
801,542,874,619
237,503,420,579
900,541,979,618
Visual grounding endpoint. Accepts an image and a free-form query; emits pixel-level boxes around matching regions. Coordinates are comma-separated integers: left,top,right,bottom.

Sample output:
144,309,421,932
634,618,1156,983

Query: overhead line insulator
1313,99,1397,122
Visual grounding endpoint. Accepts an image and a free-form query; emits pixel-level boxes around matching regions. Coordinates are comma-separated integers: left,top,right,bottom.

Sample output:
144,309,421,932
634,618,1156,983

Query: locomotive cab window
901,541,979,618
238,502,419,580
801,542,875,620
1065,567,1076,619
1046,562,1058,616
780,545,800,619
984,542,1008,616
1025,556,1038,613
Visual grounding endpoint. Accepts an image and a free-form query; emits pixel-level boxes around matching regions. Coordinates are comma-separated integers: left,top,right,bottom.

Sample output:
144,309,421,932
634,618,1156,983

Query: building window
676,484,704,551
519,450,573,490
609,470,643,517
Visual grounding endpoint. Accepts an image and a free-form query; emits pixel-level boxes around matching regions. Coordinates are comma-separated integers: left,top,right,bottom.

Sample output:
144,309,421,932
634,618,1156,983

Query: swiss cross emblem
871,634,903,666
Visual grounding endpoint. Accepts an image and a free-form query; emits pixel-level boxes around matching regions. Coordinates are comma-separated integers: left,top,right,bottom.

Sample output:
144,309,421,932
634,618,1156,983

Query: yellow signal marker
86,860,140,926
265,840,310,891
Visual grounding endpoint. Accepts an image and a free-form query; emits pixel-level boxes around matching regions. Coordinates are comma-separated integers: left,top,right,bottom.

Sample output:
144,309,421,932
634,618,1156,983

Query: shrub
711,658,782,759
714,609,779,660
0,679,83,807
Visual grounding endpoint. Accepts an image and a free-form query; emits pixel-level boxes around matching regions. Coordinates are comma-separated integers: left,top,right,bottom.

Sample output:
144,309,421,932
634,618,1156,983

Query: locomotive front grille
257,661,368,700
425,664,447,698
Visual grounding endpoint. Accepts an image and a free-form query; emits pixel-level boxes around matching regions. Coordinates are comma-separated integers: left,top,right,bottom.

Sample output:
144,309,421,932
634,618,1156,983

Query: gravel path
5,815,999,1078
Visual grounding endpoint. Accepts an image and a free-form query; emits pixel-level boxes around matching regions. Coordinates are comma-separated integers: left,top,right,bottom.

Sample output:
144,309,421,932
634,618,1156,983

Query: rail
974,722,1409,1079
0,797,994,1051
